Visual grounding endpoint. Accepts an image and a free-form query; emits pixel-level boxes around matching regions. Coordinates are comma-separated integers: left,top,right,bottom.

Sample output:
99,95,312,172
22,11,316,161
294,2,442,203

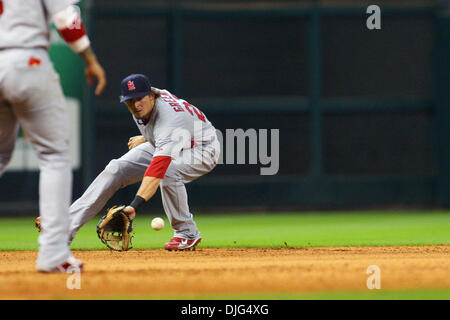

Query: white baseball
151,217,165,231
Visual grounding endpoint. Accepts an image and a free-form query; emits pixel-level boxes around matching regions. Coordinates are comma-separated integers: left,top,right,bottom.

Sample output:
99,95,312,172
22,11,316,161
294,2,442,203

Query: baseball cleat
164,236,202,251
37,256,84,273
35,216,41,232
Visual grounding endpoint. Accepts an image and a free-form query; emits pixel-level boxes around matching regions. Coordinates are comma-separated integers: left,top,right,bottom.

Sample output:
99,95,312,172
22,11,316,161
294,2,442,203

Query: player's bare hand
128,135,147,150
80,47,106,95
123,206,136,220
85,60,106,96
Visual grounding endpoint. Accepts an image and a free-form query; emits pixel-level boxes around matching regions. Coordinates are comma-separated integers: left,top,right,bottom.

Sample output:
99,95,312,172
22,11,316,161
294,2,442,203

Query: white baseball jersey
0,0,78,50
134,89,217,160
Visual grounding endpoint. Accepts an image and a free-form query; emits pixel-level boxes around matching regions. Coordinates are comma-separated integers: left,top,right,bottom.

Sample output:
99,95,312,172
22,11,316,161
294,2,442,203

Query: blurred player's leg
68,142,154,242
0,99,19,177
10,50,72,269
160,137,220,240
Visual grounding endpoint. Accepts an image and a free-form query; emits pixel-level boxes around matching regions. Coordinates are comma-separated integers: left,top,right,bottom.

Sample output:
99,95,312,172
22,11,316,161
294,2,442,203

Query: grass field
0,210,449,300
0,210,448,251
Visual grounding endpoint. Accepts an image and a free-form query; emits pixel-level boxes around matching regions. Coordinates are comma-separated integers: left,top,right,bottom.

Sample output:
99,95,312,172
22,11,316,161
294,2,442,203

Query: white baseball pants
0,48,72,270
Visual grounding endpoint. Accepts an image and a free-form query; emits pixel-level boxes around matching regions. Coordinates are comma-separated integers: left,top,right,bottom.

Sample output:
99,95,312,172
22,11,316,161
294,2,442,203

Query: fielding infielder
0,0,106,272
37,74,220,250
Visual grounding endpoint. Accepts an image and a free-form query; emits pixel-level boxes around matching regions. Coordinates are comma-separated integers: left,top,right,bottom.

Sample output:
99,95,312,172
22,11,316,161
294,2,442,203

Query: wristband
129,195,146,213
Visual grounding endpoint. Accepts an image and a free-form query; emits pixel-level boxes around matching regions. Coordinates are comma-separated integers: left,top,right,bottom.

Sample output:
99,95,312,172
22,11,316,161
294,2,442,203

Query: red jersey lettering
184,102,206,122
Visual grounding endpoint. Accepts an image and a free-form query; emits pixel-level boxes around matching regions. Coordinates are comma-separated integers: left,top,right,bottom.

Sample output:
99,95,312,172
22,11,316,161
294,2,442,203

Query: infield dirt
0,246,448,299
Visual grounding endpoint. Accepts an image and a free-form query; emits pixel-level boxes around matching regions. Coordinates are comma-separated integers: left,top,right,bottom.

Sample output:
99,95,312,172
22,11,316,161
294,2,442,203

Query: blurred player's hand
128,135,147,150
85,59,106,96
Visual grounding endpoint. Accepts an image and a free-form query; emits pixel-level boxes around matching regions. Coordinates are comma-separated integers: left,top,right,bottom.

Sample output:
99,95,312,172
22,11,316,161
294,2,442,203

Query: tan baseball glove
96,205,134,251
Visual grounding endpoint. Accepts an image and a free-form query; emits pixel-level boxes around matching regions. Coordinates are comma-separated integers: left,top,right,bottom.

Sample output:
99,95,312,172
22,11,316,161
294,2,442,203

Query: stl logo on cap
127,81,136,91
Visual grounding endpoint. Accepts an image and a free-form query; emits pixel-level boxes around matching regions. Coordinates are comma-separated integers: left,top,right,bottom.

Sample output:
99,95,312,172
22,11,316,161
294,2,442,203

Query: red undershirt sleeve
144,156,172,179
52,5,90,53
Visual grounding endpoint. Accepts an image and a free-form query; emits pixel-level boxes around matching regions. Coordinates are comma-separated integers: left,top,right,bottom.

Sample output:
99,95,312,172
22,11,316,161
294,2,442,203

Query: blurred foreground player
0,0,106,272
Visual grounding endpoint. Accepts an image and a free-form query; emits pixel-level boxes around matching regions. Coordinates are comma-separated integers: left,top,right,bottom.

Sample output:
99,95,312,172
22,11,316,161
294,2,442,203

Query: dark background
0,0,448,214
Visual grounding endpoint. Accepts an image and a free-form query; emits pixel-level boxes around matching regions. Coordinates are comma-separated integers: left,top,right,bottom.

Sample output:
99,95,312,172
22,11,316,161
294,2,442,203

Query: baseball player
118,74,219,250
38,74,220,250
0,0,106,272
